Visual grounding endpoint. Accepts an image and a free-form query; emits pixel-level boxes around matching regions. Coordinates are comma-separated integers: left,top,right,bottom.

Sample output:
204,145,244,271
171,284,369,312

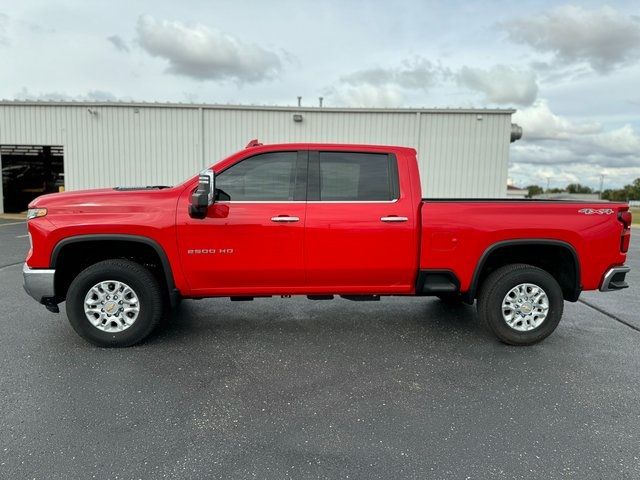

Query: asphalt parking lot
1,219,639,479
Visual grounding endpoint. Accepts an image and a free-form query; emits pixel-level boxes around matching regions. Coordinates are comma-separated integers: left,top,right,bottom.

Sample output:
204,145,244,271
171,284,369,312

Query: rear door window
318,152,397,201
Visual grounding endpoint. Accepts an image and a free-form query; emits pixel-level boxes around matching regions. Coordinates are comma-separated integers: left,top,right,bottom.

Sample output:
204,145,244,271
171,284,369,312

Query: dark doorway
1,145,64,213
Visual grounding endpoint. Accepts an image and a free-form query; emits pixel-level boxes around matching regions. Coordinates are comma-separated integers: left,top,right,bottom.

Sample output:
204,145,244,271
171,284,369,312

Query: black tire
477,264,564,346
66,259,165,347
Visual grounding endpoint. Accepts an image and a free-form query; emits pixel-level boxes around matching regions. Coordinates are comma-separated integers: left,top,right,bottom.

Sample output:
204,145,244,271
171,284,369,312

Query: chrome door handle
381,216,408,222
271,216,300,222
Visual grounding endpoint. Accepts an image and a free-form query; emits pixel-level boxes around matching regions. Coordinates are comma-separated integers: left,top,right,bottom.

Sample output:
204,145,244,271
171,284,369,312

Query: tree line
525,178,640,201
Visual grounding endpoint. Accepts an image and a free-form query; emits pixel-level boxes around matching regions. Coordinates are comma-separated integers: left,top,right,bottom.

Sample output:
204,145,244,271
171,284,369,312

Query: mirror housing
189,169,215,219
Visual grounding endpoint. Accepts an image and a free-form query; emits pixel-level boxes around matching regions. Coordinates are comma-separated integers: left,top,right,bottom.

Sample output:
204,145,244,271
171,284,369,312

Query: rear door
304,150,416,292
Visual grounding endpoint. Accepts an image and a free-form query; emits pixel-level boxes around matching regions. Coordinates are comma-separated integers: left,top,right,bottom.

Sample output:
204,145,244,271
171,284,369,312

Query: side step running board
340,295,380,301
229,295,382,302
230,296,273,301
307,295,334,300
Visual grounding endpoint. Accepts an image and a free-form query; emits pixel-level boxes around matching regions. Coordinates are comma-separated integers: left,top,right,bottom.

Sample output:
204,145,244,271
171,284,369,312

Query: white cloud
107,35,129,53
14,87,119,102
340,57,445,91
338,59,538,107
590,125,640,156
0,13,9,46
509,162,581,187
327,84,404,108
136,15,282,83
328,56,450,107
457,65,538,106
513,100,600,140
509,100,640,188
509,160,640,191
503,5,640,73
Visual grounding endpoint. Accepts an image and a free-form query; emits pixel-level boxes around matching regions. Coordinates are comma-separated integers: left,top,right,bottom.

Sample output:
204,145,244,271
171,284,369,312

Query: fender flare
465,239,581,302
50,234,179,304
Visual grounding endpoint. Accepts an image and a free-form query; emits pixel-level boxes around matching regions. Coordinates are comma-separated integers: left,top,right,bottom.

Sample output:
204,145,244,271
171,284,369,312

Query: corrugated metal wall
0,102,512,197
0,104,201,191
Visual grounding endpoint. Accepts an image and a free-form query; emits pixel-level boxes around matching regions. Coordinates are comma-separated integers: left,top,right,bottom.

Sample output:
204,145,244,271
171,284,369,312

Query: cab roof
243,141,416,155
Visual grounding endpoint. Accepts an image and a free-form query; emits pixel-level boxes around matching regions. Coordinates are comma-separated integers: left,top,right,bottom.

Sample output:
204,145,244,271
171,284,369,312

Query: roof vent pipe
510,123,523,143
297,96,302,107
319,97,323,108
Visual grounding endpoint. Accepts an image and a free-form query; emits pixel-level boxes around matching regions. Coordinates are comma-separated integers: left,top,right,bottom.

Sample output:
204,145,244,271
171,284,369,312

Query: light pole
599,174,605,200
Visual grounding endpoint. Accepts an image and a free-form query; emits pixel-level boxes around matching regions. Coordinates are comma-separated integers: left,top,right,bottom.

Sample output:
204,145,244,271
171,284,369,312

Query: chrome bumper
600,266,630,292
23,263,56,302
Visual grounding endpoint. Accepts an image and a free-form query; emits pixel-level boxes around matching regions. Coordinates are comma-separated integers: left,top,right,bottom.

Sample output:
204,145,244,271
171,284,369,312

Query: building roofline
0,100,516,115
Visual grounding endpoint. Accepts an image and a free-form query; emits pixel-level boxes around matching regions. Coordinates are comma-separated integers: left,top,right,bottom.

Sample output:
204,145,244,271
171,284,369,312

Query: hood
28,186,180,213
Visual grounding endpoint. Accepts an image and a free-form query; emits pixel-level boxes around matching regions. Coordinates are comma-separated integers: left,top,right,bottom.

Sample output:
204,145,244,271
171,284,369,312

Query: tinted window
216,152,298,201
319,152,394,201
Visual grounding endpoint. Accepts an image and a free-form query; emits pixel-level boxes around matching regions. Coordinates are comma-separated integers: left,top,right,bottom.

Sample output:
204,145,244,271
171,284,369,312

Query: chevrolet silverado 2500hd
23,142,632,347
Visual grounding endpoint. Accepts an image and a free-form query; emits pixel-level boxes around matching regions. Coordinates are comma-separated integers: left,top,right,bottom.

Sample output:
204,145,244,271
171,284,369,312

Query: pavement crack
579,298,640,334
0,261,23,270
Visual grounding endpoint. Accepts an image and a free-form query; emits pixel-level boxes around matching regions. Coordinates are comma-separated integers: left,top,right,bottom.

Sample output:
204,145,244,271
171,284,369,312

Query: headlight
26,208,47,220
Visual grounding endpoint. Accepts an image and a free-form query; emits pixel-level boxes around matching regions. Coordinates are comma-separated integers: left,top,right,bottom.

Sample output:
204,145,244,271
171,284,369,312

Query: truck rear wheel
477,264,563,346
66,259,164,347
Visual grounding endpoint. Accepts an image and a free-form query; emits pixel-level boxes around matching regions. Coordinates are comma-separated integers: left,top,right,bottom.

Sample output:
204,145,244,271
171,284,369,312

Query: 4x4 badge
578,208,614,215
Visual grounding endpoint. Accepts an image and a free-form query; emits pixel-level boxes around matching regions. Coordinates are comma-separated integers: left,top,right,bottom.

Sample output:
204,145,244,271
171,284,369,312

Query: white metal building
0,101,519,213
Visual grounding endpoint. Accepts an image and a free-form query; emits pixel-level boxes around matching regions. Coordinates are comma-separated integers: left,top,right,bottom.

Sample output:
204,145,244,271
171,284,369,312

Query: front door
304,151,416,293
177,150,307,294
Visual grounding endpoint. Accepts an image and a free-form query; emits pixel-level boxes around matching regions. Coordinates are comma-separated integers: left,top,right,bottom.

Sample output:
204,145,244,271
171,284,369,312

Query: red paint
419,202,627,291
27,143,630,298
176,199,306,292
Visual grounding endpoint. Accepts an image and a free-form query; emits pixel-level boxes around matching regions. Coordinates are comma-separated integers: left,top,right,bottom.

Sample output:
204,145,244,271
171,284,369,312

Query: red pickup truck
23,142,631,347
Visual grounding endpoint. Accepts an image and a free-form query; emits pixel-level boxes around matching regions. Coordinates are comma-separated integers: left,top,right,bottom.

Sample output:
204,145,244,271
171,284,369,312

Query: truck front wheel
66,259,164,347
477,264,564,346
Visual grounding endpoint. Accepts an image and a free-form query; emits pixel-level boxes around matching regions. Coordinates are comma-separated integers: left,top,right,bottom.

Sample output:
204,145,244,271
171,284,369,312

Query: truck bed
419,199,628,293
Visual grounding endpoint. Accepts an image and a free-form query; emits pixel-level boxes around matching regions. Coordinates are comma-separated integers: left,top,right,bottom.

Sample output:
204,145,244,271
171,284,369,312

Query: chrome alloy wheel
501,283,549,332
83,280,140,332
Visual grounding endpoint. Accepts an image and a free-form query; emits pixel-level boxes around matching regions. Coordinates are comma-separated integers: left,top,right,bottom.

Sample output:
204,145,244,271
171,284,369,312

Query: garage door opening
1,145,64,213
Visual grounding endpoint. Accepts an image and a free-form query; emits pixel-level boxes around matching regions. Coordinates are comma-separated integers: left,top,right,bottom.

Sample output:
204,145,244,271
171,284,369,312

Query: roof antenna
297,96,302,107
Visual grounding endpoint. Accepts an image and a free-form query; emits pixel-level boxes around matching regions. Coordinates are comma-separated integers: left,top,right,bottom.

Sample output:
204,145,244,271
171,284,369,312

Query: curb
0,214,26,221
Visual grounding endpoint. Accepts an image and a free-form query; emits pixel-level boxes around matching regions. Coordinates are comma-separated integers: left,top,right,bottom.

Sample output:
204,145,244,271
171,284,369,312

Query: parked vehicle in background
2,162,63,213
23,142,632,347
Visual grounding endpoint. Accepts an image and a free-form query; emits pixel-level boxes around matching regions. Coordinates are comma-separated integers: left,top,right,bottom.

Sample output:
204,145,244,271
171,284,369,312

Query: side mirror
189,169,215,219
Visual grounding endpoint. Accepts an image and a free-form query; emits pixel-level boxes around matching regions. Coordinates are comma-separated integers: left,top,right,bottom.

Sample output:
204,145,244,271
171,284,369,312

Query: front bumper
599,266,630,292
23,263,56,302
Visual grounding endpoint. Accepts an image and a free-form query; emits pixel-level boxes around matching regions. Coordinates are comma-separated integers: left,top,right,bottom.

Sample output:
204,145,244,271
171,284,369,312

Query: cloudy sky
1,0,639,189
